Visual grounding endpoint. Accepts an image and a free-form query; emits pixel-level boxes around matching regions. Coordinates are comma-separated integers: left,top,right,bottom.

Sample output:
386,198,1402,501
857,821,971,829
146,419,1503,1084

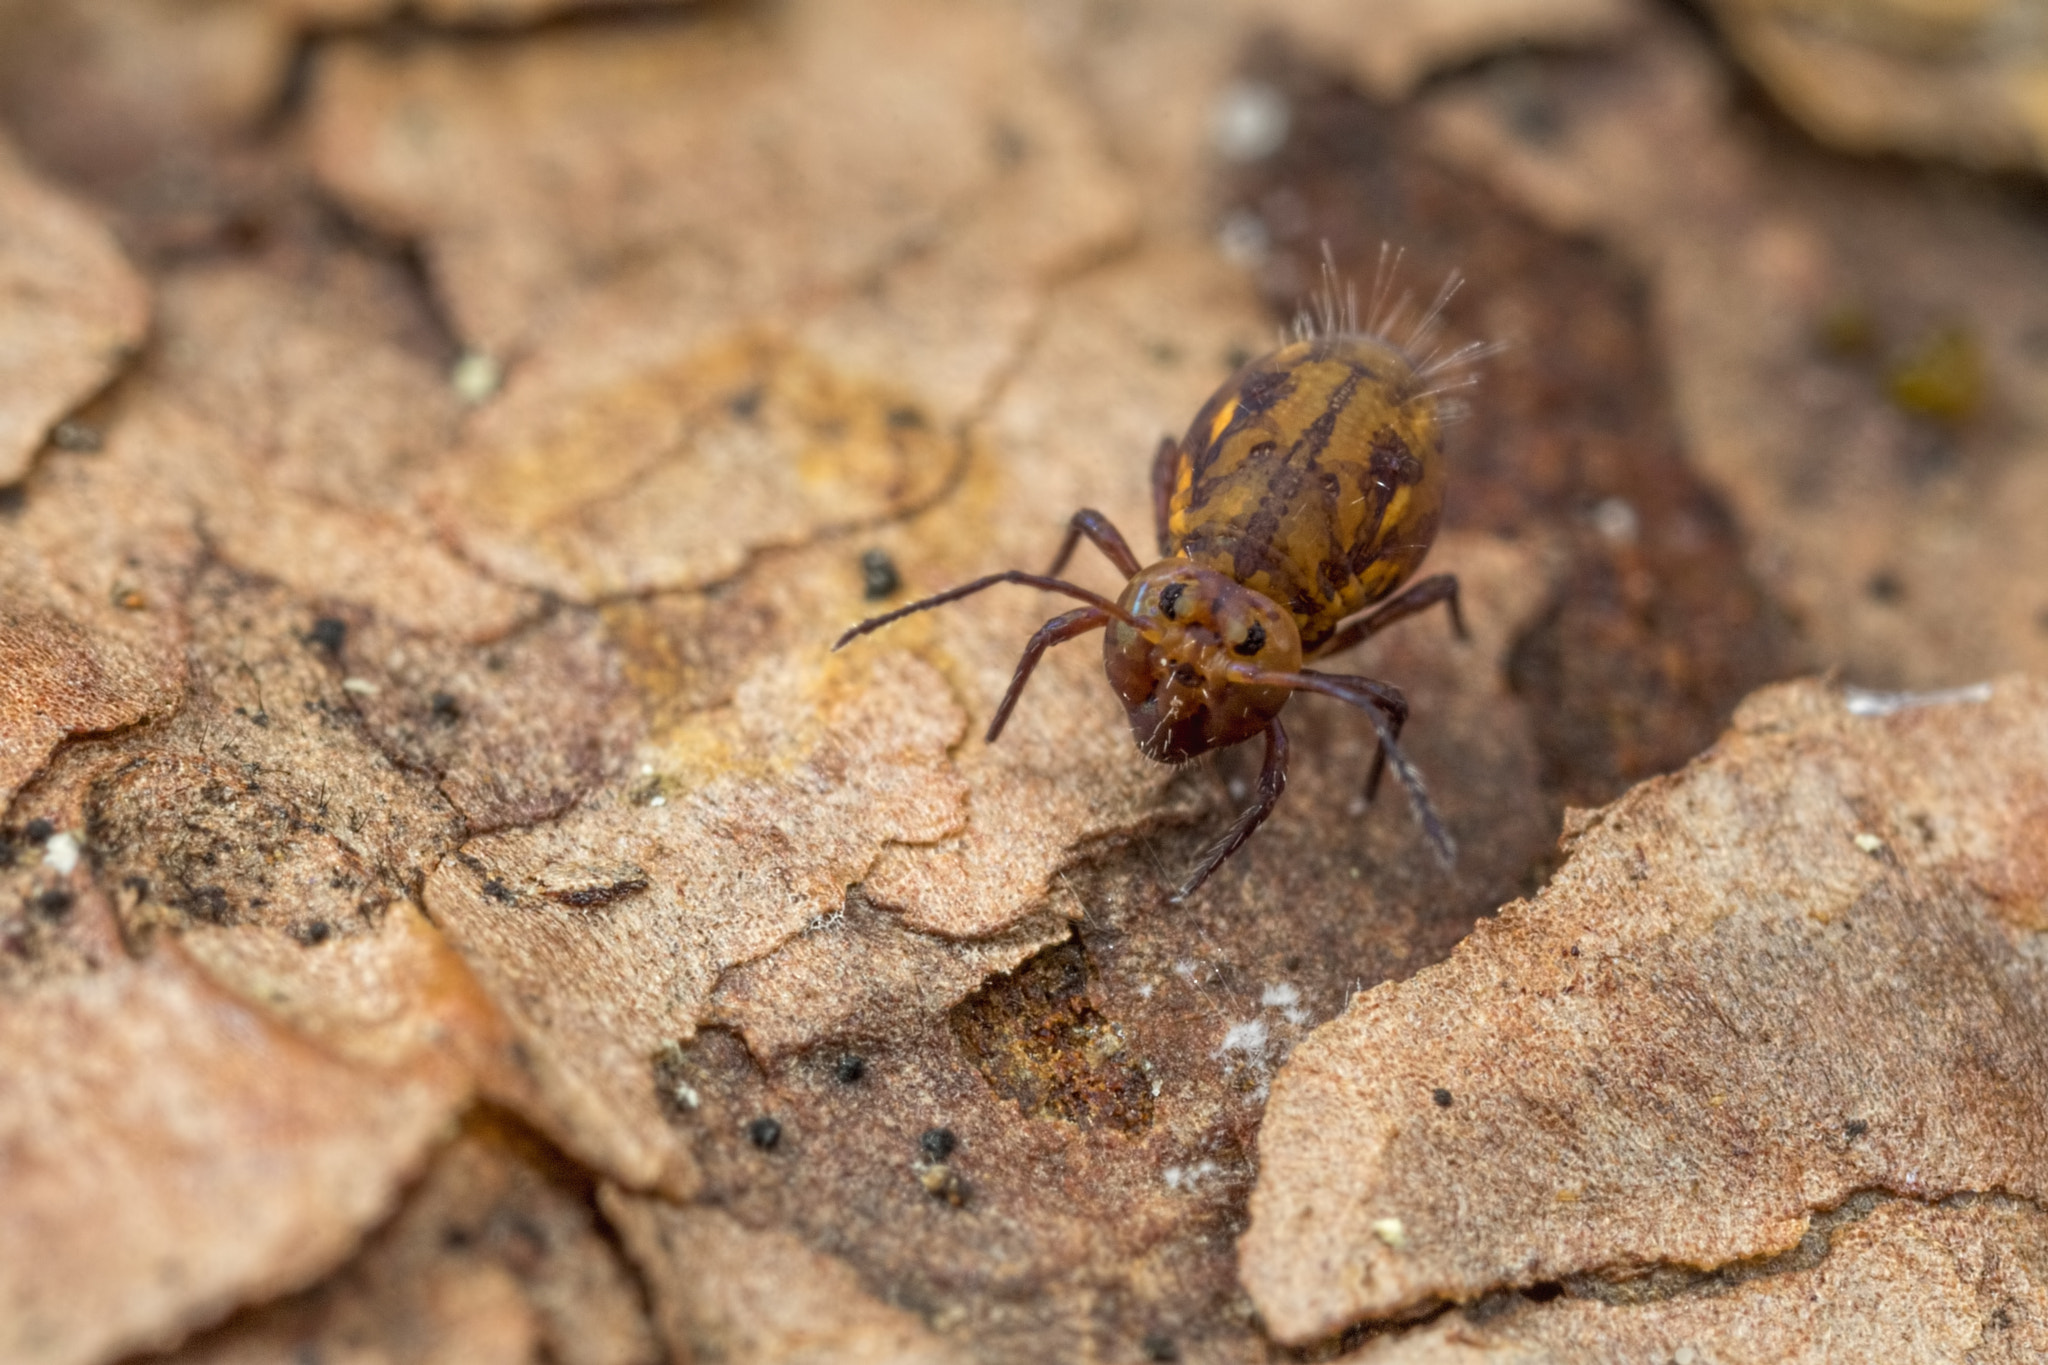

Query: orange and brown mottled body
836,266,1477,900
1160,334,1445,653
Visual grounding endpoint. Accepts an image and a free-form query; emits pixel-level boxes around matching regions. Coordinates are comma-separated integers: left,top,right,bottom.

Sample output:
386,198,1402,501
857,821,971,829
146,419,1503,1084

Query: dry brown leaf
76,569,472,932
432,334,964,601
1704,0,2048,176
1,242,527,806
0,566,523,1364
0,0,691,249
281,0,690,25
708,893,1075,1063
0,419,195,809
307,0,1132,361
0,0,307,268
421,649,969,1192
1346,1194,2048,1362
302,0,1138,604
1043,0,1638,242
337,607,637,833
0,934,466,1365
1241,676,2048,1343
143,1117,661,1365
1419,18,2048,690
212,488,540,642
0,608,168,806
1261,0,1637,101
0,131,148,486
175,900,505,1072
13,1,2048,1360
603,1191,961,1365
405,0,694,22
150,256,537,642
147,252,457,509
14,562,527,1077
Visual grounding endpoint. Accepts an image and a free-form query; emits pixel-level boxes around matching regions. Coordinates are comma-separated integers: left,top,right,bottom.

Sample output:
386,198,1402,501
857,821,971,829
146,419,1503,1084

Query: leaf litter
3,0,2048,1362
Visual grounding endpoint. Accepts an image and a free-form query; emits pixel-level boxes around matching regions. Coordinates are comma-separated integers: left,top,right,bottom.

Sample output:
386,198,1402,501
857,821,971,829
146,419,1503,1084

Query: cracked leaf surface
421,650,969,1191
0,131,149,487
1346,1195,2048,1363
0,935,467,1365
141,1117,662,1365
1242,677,2048,1342
308,0,1134,360
604,1193,960,1365
7,1,2048,1361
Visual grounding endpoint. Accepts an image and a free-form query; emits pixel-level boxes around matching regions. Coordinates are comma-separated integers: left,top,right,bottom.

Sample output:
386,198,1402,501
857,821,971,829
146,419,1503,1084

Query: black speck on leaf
860,548,901,600
305,617,348,655
51,420,102,452
188,886,232,925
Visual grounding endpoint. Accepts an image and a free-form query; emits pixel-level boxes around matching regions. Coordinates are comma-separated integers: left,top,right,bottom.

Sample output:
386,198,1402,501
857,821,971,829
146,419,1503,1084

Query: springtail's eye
1232,621,1267,656
1159,583,1185,619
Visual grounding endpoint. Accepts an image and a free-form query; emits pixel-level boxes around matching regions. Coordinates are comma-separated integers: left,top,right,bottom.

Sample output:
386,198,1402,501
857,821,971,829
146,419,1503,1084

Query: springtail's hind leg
1174,717,1289,902
1223,665,1455,868
1301,669,1451,866
833,570,1137,651
1044,509,1143,580
1151,435,1185,558
1309,573,1467,661
985,607,1112,743
1334,676,1408,804
1304,575,1455,805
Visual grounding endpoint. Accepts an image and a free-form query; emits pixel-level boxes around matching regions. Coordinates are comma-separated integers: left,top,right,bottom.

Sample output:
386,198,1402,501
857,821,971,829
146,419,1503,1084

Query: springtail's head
1102,561,1303,763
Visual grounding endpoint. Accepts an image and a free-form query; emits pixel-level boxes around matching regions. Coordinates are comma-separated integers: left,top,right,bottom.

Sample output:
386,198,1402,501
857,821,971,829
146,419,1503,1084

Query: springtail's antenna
833,571,1141,651
983,607,1112,744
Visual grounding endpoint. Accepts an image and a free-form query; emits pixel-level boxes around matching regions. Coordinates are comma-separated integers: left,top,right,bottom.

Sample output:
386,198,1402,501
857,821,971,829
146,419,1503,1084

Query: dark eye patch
1159,583,1185,619
1233,621,1267,656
